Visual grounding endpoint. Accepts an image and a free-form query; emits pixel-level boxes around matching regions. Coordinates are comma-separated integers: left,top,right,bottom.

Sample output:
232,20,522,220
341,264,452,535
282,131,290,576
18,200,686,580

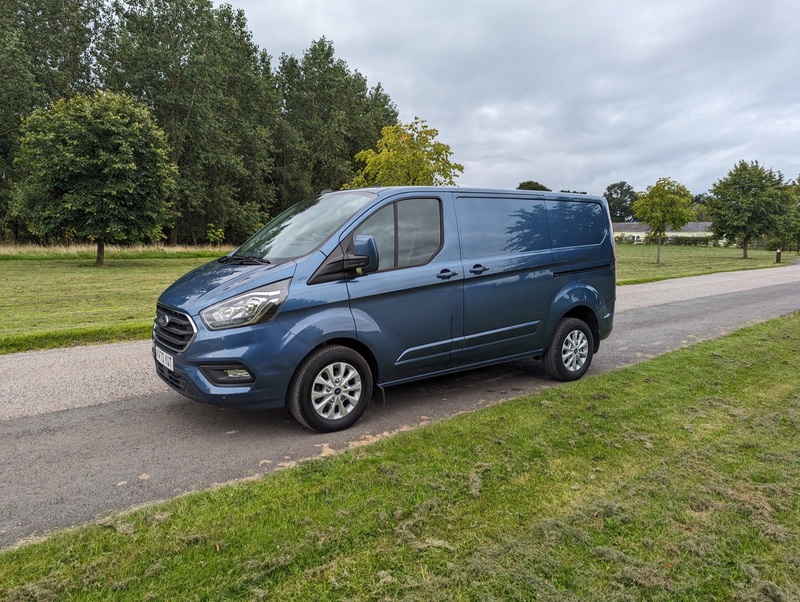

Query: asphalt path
2,263,800,548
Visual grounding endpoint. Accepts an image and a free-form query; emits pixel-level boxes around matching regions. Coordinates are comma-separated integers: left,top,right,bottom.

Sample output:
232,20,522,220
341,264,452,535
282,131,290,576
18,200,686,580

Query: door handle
436,269,459,280
469,264,490,274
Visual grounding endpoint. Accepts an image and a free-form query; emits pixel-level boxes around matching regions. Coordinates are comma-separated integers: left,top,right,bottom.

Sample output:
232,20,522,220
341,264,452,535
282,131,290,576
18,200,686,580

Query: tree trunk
742,236,749,259
96,238,105,267
170,226,178,246
656,235,662,264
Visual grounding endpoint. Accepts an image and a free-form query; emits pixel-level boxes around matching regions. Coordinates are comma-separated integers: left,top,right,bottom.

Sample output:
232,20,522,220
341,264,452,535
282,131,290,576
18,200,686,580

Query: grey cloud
220,0,800,194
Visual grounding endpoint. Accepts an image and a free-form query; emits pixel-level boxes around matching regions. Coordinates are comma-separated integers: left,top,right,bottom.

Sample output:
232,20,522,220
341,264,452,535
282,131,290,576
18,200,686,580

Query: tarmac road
2,263,800,548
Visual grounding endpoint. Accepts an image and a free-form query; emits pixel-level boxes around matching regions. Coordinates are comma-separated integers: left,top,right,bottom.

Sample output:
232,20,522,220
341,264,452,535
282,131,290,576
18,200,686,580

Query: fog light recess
200,364,256,386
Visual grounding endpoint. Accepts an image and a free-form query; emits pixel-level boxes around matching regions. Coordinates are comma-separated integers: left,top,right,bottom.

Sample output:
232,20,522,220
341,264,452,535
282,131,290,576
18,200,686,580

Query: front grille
155,362,189,392
154,305,196,353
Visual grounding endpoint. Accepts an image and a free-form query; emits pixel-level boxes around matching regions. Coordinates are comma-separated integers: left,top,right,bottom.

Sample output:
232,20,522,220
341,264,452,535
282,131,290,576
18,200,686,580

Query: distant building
612,222,712,241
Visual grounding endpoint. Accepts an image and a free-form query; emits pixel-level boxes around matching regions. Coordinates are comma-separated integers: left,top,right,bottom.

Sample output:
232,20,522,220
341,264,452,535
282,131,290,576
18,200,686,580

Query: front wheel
543,318,594,381
288,345,373,432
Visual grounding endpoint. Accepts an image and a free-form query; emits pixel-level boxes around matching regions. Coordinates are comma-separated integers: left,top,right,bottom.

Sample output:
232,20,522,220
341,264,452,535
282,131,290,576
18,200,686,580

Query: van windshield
231,191,377,262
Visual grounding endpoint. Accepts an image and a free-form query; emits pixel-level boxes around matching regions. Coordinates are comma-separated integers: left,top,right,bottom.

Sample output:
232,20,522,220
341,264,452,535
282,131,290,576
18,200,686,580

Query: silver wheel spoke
561,330,588,371
310,361,362,420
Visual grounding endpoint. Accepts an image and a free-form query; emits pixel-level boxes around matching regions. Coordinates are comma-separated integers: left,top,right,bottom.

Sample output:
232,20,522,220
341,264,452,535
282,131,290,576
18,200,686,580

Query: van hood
158,259,297,313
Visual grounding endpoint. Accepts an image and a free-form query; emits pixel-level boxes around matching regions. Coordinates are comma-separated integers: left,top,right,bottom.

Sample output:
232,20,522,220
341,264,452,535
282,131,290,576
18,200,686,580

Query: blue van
153,187,615,432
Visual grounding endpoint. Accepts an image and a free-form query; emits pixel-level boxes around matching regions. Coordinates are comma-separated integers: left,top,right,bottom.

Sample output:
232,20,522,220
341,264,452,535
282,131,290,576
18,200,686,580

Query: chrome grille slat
154,305,196,353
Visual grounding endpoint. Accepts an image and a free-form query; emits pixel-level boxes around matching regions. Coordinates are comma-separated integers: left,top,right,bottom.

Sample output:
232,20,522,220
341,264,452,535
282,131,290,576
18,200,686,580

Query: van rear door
453,194,553,366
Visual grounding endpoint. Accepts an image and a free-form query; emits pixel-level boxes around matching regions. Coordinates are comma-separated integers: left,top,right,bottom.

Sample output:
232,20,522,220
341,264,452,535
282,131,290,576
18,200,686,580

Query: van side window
355,204,395,271
546,201,605,248
457,197,549,257
354,198,442,271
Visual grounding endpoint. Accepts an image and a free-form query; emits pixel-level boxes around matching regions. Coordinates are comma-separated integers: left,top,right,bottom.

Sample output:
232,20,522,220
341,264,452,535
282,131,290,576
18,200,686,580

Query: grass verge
1,313,799,600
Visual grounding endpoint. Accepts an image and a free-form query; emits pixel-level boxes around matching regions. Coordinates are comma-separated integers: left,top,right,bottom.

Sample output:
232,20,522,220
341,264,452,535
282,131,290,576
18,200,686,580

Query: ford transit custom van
153,187,615,432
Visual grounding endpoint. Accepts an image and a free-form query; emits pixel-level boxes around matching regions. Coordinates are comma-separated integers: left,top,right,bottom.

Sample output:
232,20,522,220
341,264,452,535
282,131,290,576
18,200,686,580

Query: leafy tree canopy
13,90,176,265
517,181,551,191
0,4,399,245
707,160,793,258
0,0,105,240
603,181,637,221
692,193,710,221
632,177,694,263
100,0,278,245
276,38,398,206
344,117,463,188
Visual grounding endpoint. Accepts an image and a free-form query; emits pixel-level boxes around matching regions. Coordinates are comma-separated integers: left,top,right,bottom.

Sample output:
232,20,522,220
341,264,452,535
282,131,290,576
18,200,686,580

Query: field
614,243,781,284
0,243,785,354
1,312,798,600
0,245,230,353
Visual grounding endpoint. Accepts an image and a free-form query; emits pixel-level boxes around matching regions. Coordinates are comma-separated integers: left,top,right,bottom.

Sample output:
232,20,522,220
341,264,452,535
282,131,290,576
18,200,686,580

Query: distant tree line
1,0,399,246
520,162,800,259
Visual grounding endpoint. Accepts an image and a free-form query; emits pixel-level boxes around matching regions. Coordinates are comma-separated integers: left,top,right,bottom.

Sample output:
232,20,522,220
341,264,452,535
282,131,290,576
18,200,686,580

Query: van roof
352,186,605,201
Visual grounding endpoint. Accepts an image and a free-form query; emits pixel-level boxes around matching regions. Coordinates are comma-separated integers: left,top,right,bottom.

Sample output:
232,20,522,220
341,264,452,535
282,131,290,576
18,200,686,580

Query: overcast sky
217,0,800,196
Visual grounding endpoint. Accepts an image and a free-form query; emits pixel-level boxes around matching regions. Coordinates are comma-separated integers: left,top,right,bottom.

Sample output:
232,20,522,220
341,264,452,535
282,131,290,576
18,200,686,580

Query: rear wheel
544,317,594,381
288,345,373,432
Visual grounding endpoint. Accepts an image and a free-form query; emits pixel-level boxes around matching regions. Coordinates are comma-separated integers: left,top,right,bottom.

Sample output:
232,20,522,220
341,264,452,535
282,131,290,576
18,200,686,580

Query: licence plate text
155,346,174,371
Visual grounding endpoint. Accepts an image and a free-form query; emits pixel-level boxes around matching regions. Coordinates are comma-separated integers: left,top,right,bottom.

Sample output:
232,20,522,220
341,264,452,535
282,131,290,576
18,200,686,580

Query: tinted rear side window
546,200,605,248
456,197,549,258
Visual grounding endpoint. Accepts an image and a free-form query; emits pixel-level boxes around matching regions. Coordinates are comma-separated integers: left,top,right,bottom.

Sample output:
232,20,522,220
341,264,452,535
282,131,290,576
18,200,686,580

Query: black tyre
543,317,594,381
288,345,373,432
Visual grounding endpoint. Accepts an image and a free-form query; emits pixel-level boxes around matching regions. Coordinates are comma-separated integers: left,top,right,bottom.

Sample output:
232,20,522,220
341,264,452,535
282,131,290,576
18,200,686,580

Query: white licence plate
154,346,174,371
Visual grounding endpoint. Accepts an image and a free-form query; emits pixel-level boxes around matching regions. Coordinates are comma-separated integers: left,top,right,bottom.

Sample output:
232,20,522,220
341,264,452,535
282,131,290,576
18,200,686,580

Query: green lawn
0,244,787,354
615,244,782,284
2,313,798,600
0,246,229,353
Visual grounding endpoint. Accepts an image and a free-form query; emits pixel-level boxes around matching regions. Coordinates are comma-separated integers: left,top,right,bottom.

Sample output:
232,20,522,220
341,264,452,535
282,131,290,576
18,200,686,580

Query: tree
0,25,41,241
0,0,106,241
517,181,551,191
603,181,637,221
13,91,175,265
707,160,793,258
763,176,800,253
692,193,710,221
344,117,464,188
632,177,695,264
100,0,278,244
790,178,800,253
13,0,105,99
275,38,398,209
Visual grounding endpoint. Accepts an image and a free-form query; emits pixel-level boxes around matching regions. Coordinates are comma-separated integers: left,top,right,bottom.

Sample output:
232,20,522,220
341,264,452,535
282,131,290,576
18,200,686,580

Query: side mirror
308,235,379,284
345,235,379,274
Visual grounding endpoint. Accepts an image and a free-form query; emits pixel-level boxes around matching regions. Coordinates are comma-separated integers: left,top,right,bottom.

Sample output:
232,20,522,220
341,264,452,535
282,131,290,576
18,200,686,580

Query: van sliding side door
454,195,554,366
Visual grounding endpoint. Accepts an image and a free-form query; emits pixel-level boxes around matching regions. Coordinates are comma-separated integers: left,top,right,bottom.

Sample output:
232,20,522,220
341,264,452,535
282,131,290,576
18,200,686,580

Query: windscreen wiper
218,255,271,265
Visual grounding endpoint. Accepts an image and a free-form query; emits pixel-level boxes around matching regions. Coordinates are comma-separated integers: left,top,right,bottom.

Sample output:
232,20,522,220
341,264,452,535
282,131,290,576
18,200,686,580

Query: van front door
454,195,553,366
345,196,464,385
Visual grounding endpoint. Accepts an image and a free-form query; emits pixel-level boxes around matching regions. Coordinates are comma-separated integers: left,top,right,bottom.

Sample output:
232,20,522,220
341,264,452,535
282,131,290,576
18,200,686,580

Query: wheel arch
547,283,604,353
292,337,380,386
559,305,600,353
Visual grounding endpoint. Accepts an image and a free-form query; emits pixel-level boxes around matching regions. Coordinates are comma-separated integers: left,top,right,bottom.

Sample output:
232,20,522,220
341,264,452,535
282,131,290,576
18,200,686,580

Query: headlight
201,279,290,330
